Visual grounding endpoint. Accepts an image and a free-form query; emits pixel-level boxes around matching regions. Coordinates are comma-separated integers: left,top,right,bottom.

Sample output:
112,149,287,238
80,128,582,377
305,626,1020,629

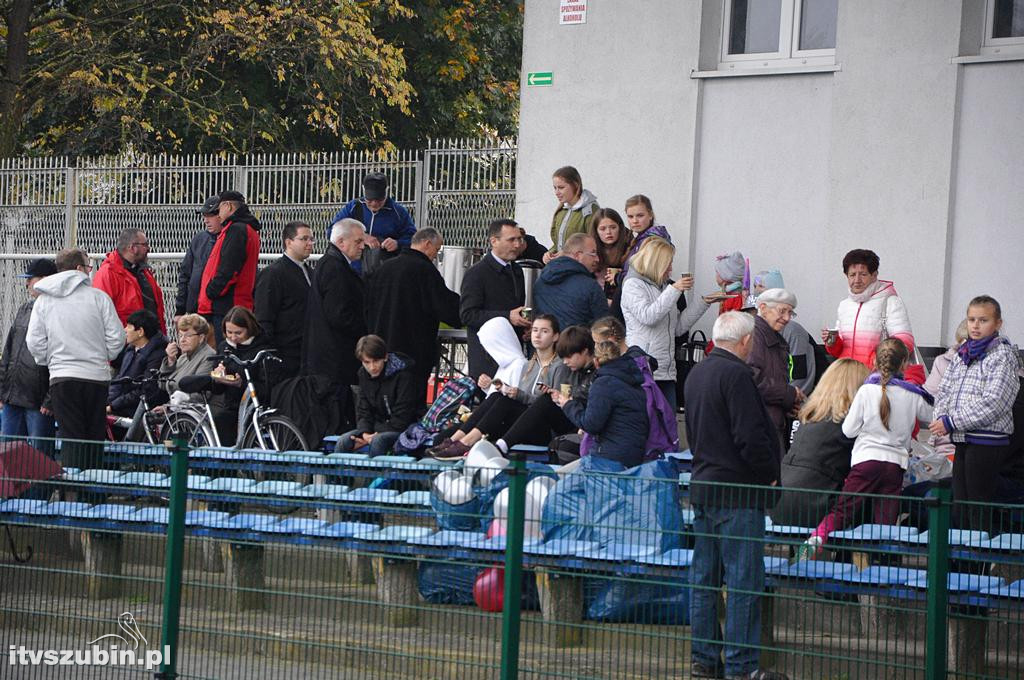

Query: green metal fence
2,437,1023,679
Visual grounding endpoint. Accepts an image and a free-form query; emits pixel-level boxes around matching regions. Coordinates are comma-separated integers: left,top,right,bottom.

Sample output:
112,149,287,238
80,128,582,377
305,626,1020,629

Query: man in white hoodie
27,248,125,470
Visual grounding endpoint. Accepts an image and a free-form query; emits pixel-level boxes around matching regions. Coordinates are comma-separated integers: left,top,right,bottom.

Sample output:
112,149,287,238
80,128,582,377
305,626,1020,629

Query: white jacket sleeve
675,296,711,336
621,279,680,327
99,293,127,359
841,388,867,439
884,295,915,351
25,301,49,366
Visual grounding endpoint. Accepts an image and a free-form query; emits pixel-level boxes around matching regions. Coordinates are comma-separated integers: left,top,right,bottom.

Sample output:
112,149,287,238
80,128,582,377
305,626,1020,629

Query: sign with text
527,72,553,87
559,1,587,25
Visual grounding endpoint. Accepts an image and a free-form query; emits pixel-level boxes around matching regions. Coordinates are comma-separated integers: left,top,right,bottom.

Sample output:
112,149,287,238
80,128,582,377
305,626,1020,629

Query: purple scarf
957,334,1003,365
864,373,934,405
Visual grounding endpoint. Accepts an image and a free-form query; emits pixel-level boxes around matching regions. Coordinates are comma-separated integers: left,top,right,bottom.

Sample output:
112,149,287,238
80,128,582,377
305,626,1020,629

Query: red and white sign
559,0,587,25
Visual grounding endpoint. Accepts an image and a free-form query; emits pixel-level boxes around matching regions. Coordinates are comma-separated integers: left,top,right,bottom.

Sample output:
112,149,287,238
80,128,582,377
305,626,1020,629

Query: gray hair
563,232,593,254
411,227,442,246
756,288,797,308
330,218,365,244
116,228,143,254
712,311,755,344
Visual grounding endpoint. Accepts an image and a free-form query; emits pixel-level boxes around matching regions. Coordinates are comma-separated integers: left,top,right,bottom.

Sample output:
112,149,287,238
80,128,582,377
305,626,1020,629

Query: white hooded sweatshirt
27,270,125,382
477,317,527,396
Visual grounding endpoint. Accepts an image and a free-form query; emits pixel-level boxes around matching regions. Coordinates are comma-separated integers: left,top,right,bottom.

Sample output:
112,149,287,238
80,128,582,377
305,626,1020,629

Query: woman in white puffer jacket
620,237,711,410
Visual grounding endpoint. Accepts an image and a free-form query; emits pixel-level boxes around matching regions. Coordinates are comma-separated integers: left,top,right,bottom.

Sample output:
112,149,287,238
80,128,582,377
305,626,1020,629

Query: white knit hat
756,288,797,308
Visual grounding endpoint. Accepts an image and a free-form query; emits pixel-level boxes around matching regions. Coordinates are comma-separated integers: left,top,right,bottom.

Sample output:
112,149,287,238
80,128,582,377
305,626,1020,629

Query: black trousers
500,393,576,448
50,380,108,471
461,392,527,439
952,442,1016,532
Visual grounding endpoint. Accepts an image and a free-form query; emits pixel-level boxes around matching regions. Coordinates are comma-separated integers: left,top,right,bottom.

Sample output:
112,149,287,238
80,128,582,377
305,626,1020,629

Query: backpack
395,375,477,453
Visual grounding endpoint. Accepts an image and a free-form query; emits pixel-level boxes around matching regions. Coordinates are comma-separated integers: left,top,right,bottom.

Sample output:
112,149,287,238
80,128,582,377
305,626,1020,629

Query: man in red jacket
93,228,166,334
198,190,262,343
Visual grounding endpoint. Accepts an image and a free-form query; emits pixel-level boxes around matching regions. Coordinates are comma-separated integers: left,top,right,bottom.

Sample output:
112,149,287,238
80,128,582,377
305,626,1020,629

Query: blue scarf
957,334,1003,365
864,372,934,405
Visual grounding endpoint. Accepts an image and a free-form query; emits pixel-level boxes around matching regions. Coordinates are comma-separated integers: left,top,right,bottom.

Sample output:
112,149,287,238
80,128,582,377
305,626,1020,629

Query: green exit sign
527,71,553,87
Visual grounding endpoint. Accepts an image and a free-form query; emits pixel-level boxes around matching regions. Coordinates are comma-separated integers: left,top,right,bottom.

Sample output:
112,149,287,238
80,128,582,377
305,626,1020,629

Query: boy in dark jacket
336,335,424,457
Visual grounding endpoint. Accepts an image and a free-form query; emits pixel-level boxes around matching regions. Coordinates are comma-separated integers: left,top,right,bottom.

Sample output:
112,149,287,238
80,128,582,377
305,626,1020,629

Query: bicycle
107,370,219,447
173,349,309,452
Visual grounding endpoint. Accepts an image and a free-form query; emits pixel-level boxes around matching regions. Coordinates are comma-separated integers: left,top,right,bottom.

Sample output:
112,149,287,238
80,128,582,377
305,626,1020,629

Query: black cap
195,195,220,215
218,190,246,204
362,172,388,201
18,258,58,279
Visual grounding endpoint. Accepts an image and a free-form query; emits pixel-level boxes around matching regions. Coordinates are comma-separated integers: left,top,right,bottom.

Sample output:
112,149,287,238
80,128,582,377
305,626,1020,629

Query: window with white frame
982,0,1024,55
720,0,838,69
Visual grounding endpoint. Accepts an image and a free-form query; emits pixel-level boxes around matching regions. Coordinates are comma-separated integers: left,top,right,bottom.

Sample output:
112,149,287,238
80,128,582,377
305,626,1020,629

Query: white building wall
517,0,1024,347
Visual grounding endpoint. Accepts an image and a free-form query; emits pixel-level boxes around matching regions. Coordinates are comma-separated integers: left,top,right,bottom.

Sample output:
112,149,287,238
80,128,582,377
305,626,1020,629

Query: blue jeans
335,429,400,457
1,404,57,458
689,505,765,677
655,379,677,413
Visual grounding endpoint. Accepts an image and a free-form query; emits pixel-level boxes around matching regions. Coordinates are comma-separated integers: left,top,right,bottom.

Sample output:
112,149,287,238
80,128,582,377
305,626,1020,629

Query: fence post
924,486,951,680
64,166,77,247
233,163,248,197
417,147,430,229
499,450,528,680
156,438,189,680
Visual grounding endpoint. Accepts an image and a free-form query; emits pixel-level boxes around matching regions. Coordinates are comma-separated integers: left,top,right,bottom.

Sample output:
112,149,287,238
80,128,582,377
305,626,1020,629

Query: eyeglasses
293,236,315,243
132,242,150,248
177,332,202,340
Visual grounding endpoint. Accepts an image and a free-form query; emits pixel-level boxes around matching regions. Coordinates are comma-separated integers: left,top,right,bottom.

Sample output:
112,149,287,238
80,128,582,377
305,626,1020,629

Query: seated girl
336,335,424,457
430,315,565,460
209,306,275,445
551,339,649,468
769,358,869,528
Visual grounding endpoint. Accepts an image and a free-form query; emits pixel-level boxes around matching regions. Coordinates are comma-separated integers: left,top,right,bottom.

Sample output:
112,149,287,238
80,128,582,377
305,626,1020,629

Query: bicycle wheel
241,414,309,452
160,410,215,448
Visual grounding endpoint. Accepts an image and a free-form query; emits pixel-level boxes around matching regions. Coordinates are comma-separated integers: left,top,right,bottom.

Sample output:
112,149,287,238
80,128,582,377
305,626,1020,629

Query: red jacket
92,251,166,334
199,207,262,315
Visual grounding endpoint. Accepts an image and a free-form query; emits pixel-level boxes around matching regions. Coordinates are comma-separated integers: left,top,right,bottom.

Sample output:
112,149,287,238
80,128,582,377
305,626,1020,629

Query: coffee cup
825,327,839,345
560,384,571,398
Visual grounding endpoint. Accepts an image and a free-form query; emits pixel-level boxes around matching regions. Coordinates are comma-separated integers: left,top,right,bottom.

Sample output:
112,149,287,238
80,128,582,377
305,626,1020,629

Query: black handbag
548,434,581,464
675,330,708,408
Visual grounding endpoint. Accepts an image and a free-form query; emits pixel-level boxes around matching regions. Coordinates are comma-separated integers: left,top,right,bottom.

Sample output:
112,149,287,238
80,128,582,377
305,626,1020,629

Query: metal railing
2,437,1024,678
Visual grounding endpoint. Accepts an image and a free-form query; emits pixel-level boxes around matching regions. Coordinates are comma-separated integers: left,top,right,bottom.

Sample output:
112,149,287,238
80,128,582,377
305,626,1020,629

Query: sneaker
427,438,455,457
726,670,789,680
691,660,725,678
788,536,823,565
431,440,471,461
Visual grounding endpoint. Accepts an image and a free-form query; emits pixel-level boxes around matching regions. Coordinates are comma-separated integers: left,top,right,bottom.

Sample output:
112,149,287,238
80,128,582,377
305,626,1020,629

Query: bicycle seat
178,374,214,393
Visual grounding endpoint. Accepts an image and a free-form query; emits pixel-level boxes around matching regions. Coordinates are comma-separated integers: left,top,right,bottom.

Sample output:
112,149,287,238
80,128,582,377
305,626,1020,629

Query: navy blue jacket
108,334,169,416
563,353,648,467
327,198,416,248
533,256,608,330
683,347,781,507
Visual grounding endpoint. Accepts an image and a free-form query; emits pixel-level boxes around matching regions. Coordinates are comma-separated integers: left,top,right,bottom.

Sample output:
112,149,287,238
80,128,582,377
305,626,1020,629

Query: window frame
719,0,837,70
981,0,1024,55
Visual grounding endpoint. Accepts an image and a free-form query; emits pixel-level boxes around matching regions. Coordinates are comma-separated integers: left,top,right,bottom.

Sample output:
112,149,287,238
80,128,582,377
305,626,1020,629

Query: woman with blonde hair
619,237,713,410
158,313,217,403
770,359,870,527
545,165,599,262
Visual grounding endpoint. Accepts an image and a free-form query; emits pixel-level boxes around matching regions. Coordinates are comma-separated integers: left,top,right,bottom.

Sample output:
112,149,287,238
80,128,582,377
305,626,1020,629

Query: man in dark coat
534,232,608,330
683,311,786,680
459,219,529,379
174,195,222,324
366,227,461,404
749,288,804,449
0,258,57,455
301,218,367,427
254,221,315,378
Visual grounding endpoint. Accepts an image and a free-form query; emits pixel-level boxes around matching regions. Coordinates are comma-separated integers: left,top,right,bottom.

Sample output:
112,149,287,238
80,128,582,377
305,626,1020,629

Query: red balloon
473,567,505,612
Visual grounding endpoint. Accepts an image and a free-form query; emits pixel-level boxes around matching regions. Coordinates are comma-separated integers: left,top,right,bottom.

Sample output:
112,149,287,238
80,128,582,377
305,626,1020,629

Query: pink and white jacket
827,280,916,369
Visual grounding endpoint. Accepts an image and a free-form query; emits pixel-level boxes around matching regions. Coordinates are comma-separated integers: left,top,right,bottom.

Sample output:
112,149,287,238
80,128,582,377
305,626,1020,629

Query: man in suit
254,221,315,377
366,227,461,404
459,219,530,380
301,218,366,428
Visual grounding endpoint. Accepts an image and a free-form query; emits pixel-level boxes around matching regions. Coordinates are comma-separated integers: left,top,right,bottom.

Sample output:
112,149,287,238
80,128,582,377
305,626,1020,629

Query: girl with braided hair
793,338,933,562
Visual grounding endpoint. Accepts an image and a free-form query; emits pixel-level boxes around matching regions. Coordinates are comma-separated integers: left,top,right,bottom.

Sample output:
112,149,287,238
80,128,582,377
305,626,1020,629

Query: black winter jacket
770,419,855,526
174,229,217,316
253,255,311,376
108,335,169,415
459,254,525,379
0,300,49,409
684,347,781,507
355,353,424,433
301,244,366,386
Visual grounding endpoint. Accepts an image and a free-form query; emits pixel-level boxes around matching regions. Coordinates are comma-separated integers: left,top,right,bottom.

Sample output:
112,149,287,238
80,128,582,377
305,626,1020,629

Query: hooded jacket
477,317,527,395
533,256,608,330
549,189,599,253
328,197,416,249
620,270,710,381
199,206,262,315
355,353,424,433
827,279,915,368
92,250,166,334
26,270,125,382
563,352,648,467
621,224,671,278
0,300,50,409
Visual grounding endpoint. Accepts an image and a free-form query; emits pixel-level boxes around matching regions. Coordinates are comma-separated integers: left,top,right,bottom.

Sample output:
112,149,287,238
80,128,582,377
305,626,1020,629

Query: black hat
218,190,246,204
362,172,388,201
18,258,58,279
195,195,220,215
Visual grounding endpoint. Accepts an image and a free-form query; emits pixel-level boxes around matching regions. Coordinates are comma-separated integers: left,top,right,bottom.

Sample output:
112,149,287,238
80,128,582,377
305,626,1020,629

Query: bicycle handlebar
211,349,282,371
109,368,160,387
